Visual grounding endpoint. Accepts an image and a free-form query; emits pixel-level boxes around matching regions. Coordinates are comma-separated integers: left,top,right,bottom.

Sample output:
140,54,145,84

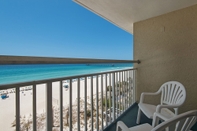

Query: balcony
1,1,197,131
0,59,137,131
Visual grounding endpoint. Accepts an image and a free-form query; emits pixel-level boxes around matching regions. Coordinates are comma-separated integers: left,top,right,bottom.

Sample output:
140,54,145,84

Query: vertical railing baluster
96,75,99,130
133,70,136,103
124,71,126,110
46,82,53,131
91,76,93,131
112,72,115,121
115,72,119,118
125,71,128,109
16,87,20,131
84,77,87,131
60,81,63,131
124,71,127,110
105,74,108,127
101,74,104,130
127,70,130,106
125,71,127,111
121,71,123,113
69,79,72,131
33,84,37,131
129,71,130,106
109,73,112,123
128,71,130,106
129,70,132,105
128,71,130,107
122,71,125,112
119,72,121,115
77,78,80,131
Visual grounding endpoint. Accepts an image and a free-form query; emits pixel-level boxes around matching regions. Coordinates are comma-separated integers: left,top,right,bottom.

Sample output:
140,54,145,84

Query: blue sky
0,1,133,60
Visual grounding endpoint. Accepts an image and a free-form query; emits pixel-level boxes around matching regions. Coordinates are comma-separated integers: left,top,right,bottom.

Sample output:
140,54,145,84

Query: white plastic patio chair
116,110,197,131
136,81,186,127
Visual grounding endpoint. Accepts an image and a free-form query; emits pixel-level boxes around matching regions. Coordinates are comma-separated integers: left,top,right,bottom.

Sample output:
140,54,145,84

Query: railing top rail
0,55,140,64
0,68,136,89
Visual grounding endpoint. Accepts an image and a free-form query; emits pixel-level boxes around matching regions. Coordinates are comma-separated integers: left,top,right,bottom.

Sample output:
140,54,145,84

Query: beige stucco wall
133,4,197,113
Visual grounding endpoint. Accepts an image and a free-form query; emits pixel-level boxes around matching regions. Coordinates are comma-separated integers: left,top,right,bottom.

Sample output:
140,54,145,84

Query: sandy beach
0,76,108,131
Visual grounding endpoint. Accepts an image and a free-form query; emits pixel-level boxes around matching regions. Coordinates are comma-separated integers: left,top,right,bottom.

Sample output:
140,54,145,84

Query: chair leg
152,115,159,127
136,108,141,124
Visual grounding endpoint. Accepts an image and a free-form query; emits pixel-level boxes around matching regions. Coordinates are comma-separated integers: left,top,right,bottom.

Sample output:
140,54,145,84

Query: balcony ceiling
74,0,197,34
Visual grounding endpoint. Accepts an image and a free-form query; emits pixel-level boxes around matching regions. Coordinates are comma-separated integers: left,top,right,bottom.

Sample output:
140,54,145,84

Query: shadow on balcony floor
104,103,197,131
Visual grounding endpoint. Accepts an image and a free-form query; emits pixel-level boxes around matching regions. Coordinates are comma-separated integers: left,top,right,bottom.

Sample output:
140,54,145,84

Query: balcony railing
0,68,136,131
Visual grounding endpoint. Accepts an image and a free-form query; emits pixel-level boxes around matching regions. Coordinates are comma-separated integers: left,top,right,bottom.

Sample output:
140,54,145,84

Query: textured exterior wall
134,4,197,113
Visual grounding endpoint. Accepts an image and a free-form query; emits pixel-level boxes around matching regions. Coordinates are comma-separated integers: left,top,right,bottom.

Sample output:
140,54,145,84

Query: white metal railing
0,68,136,131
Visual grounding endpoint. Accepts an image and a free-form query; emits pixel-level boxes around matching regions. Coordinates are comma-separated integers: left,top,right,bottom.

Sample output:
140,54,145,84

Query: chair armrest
116,121,130,131
140,91,161,103
156,104,181,113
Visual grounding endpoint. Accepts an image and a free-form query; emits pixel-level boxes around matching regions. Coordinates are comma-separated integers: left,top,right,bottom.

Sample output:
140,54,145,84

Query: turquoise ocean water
0,63,133,85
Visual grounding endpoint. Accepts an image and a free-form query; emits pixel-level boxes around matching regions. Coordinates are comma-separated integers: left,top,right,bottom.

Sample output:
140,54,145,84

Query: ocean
0,63,133,85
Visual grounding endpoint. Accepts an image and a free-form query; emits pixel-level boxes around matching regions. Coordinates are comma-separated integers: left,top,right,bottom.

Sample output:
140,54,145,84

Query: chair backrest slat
169,84,175,104
171,85,179,104
172,86,180,104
